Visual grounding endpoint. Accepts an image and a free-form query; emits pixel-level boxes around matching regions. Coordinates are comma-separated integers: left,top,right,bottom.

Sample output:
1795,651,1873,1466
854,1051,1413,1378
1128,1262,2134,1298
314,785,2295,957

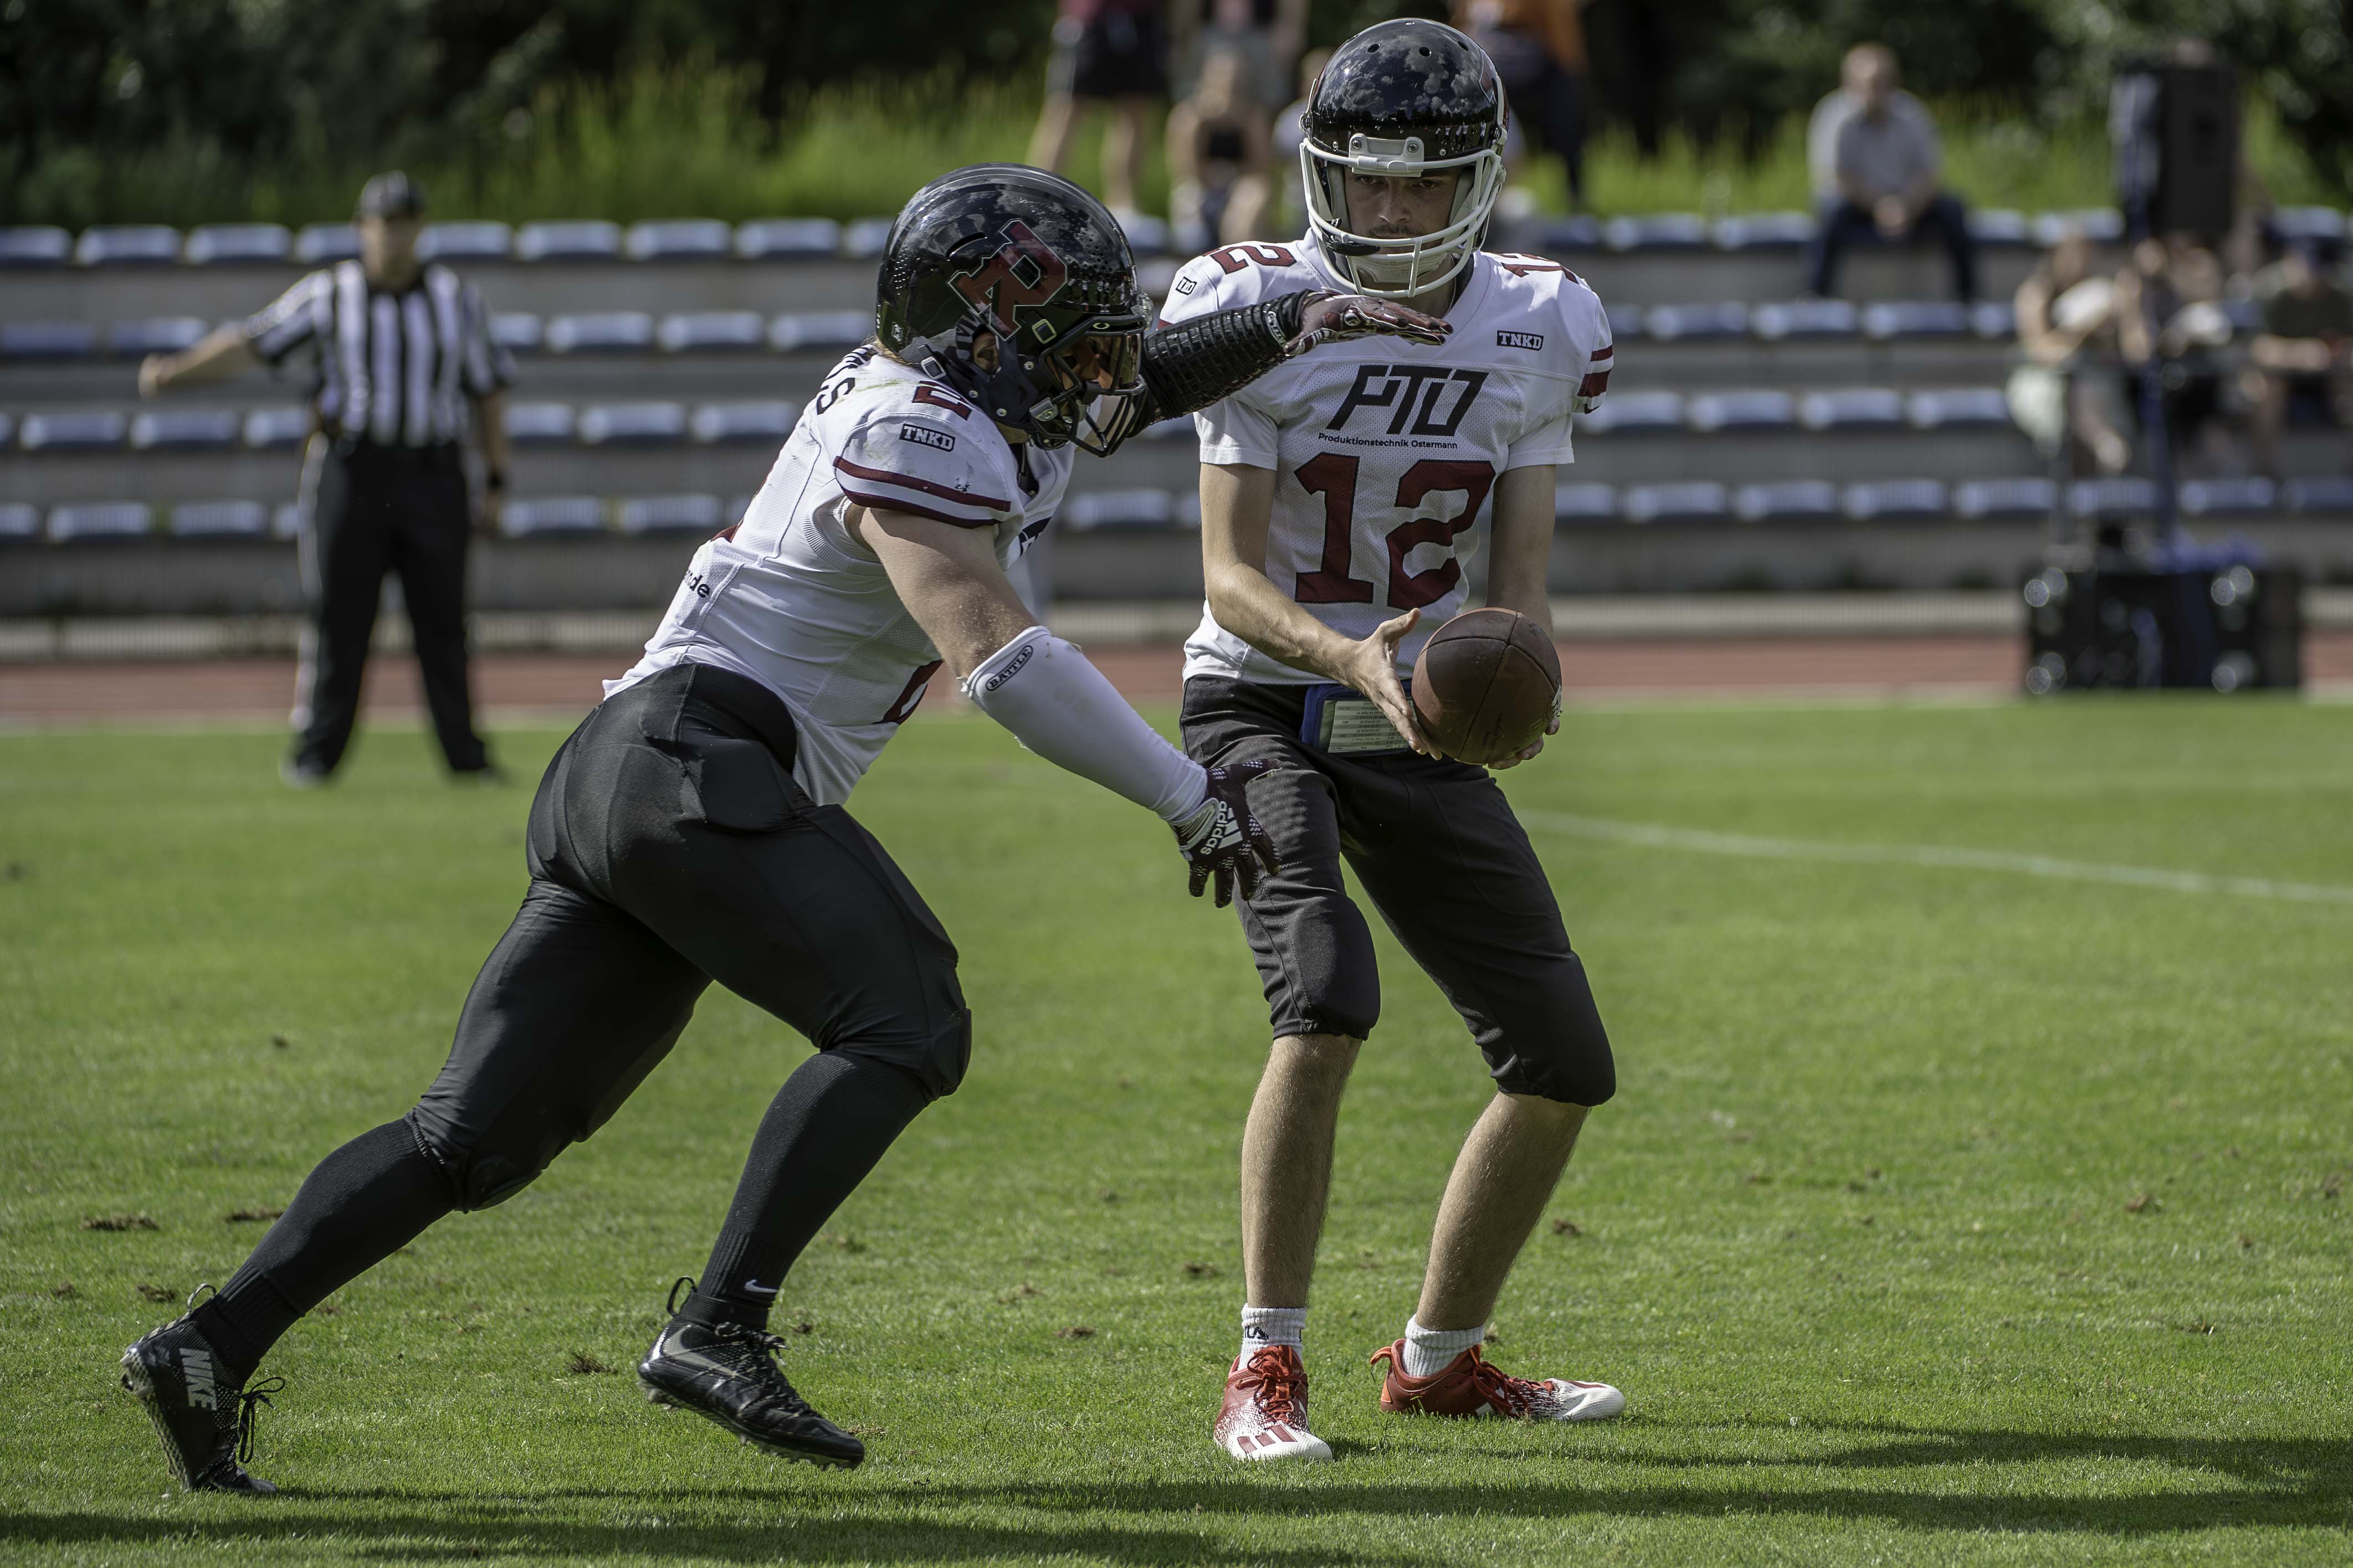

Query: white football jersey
610,347,1071,806
1163,233,1612,685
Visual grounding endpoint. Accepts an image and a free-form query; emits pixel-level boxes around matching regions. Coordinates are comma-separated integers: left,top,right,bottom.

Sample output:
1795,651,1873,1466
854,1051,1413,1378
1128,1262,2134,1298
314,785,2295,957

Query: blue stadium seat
1172,490,1204,529
2068,477,2156,518
294,223,360,264
1142,415,1195,441
490,313,542,354
1905,387,2012,429
515,220,621,263
1952,477,2057,520
545,312,654,353
690,401,798,445
0,227,71,268
1967,208,2033,247
500,497,606,536
726,495,757,525
1578,390,1682,434
0,322,99,360
20,411,128,451
658,311,766,352
0,412,12,446
1552,482,1617,525
1621,482,1729,523
75,225,182,266
617,494,724,535
184,224,290,266
1842,479,1949,522
1861,301,1972,341
1711,212,1815,250
1797,388,1904,431
2031,208,2124,246
502,403,577,446
1526,215,1602,253
1602,302,1645,342
272,503,306,539
168,501,270,538
107,318,209,357
1117,213,1171,256
626,219,731,261
2284,476,2353,514
2219,297,2264,334
1686,390,1794,432
2271,206,2347,246
1643,302,1748,341
419,222,512,261
736,218,844,260
1603,213,1709,251
769,311,872,352
578,402,688,446
1750,299,1857,340
2178,477,2277,517
1970,300,2017,338
0,502,39,539
130,409,241,450
843,218,894,258
48,502,151,540
1065,489,1176,531
1734,480,1841,523
244,407,311,449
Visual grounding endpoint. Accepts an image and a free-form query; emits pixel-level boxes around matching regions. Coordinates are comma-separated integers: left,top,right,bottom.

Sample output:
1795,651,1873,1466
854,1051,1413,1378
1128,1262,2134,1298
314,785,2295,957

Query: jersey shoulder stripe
832,454,1009,527
1161,239,1324,326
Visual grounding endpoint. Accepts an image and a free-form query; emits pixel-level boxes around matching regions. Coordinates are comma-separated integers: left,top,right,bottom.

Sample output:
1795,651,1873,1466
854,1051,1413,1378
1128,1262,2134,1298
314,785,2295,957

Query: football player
1159,22,1627,1461
119,164,1449,1490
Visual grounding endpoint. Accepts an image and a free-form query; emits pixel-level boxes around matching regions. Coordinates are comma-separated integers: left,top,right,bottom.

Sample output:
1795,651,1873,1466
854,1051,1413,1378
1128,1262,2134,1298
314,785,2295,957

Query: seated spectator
1029,0,1171,218
1270,48,1330,232
1802,44,1978,303
2008,229,2135,474
1455,0,1591,209
1168,49,1273,251
2241,243,2353,479
2117,237,2236,473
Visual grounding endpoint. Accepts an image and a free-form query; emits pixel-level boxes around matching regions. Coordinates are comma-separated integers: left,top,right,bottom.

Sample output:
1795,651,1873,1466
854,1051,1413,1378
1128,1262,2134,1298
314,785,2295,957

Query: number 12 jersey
1163,233,1612,686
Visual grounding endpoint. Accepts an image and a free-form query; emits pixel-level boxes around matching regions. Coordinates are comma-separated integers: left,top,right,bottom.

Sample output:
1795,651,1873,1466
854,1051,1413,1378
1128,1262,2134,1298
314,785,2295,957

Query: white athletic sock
1401,1317,1485,1378
1239,1305,1306,1364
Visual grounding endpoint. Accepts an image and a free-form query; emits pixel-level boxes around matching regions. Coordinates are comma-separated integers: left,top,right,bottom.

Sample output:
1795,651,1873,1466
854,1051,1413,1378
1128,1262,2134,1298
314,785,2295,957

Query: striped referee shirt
243,261,514,448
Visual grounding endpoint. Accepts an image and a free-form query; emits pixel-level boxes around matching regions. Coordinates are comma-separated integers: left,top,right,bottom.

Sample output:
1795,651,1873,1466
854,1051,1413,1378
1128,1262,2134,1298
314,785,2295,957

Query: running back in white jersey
610,347,1072,805
1163,234,1611,685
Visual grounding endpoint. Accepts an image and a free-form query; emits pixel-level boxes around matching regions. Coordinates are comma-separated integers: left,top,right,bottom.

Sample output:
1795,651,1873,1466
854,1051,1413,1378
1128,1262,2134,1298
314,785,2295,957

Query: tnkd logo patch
899,424,957,452
1495,330,1545,351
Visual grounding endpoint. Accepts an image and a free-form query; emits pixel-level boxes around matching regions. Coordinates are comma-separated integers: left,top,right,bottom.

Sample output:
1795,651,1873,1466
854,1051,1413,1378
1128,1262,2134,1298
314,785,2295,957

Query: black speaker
2024,564,2301,693
2112,62,2239,237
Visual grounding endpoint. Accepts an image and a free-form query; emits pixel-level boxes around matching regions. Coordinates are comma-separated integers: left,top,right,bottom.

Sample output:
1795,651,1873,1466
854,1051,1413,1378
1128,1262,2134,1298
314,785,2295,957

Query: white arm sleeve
961,627,1209,825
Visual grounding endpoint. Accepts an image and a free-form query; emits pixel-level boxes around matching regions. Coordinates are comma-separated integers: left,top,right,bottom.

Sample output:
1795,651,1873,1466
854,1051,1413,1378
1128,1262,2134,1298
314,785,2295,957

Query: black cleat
638,1279,864,1469
120,1297,283,1495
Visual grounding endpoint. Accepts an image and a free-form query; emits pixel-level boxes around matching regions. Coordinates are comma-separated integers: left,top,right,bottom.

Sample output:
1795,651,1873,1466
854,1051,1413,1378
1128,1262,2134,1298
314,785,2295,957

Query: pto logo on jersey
1326,365,1489,438
899,424,956,452
1496,330,1544,351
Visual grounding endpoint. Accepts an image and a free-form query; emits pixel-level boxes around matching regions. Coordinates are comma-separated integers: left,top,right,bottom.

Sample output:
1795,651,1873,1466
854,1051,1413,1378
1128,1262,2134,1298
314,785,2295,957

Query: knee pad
404,1110,555,1212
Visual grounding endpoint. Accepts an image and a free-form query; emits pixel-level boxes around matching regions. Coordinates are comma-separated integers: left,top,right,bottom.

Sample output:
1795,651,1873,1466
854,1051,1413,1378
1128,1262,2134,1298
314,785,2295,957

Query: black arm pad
1139,292,1314,422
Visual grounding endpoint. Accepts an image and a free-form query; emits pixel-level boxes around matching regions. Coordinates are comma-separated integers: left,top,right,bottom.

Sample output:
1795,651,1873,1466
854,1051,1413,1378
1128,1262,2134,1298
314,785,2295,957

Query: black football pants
293,440,488,775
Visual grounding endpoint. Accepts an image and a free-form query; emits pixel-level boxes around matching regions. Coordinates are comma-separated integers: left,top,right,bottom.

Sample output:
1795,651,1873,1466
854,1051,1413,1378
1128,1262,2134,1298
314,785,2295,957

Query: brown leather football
1409,608,1562,764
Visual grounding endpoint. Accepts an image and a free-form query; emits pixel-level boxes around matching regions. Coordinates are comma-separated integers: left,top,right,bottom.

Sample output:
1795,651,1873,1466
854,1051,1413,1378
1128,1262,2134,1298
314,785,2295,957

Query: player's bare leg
1216,1031,1356,1461
1103,96,1152,215
1027,94,1076,175
1371,1092,1624,1422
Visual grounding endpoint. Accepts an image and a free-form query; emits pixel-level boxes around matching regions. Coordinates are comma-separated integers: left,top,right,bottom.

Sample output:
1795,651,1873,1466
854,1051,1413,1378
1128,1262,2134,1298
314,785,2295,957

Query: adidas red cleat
1214,1345,1334,1461
1369,1340,1625,1422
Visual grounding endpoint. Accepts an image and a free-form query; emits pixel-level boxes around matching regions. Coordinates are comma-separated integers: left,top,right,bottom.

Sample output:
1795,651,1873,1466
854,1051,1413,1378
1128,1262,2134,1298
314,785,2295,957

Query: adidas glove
1172,758,1284,907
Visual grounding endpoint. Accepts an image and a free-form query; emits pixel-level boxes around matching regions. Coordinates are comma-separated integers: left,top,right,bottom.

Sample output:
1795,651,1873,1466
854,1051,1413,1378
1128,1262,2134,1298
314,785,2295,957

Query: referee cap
356,171,427,219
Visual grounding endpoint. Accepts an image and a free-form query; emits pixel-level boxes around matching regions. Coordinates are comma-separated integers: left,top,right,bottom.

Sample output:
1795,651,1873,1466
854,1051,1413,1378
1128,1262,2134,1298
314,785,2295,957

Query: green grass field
5,697,2351,1565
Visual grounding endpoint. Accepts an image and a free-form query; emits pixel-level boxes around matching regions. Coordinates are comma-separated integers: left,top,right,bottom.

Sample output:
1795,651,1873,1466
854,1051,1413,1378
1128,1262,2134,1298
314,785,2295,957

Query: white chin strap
1302,135,1505,299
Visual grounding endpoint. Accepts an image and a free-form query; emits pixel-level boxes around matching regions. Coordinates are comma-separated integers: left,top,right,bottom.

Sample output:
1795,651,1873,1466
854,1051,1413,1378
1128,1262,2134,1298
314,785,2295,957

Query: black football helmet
1301,20,1508,297
875,164,1149,452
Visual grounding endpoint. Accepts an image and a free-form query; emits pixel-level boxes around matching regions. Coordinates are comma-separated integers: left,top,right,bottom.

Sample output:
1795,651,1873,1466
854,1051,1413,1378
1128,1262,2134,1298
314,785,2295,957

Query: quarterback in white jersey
1171,22,1628,1466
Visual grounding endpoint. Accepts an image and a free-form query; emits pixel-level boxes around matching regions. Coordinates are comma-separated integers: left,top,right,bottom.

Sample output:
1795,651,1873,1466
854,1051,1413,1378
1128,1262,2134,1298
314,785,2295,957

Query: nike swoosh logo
743,1281,779,1295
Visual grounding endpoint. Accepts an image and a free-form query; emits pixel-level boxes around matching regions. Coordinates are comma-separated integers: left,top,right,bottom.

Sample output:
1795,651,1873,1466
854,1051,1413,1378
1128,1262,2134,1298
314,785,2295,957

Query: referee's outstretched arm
139,326,258,398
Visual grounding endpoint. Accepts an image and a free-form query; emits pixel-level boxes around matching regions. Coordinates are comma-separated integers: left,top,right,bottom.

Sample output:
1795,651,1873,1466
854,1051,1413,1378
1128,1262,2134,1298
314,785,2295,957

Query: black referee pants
294,439,488,776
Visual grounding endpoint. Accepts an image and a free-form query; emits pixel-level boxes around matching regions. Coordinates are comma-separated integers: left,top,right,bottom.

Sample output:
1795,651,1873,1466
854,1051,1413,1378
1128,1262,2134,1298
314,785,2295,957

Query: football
1409,608,1562,764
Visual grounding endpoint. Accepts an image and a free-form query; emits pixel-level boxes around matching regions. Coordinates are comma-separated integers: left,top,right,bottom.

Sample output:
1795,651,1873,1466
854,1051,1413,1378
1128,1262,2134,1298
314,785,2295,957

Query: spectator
1455,1,1591,208
1802,44,1977,303
2117,237,2236,472
2008,229,2134,475
1168,49,1274,251
2241,243,2353,479
1173,0,1301,111
1029,0,1171,219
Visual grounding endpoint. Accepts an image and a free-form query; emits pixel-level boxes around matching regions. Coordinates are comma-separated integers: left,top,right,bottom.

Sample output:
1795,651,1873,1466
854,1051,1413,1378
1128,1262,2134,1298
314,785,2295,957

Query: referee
140,172,514,785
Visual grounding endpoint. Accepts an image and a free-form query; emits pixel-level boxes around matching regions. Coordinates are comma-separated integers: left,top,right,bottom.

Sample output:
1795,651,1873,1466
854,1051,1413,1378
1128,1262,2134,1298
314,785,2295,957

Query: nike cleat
1214,1345,1333,1461
638,1281,863,1469
120,1298,284,1494
1370,1340,1624,1421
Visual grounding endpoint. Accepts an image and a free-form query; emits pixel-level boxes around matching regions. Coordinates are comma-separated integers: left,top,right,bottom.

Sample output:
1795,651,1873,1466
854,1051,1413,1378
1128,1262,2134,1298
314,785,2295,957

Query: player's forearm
1484,468,1558,636
962,629,1207,822
1204,557,1365,682
1139,295,1309,424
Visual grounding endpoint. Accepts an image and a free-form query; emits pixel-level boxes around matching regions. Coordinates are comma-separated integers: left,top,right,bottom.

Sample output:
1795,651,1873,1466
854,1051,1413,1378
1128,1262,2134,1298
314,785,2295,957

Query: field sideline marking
1521,811,2353,906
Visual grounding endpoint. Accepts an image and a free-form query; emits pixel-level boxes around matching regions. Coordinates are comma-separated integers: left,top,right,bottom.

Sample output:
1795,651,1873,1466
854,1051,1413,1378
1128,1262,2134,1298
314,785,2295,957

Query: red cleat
1369,1340,1625,1422
1213,1345,1334,1461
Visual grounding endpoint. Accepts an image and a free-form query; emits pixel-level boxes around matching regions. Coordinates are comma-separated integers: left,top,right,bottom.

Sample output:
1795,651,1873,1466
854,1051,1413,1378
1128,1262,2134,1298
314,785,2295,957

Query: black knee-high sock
190,1119,455,1381
688,1052,931,1330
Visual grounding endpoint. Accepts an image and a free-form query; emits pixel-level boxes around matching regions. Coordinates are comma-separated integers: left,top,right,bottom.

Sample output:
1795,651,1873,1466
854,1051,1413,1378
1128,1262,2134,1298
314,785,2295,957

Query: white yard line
1521,811,2353,907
